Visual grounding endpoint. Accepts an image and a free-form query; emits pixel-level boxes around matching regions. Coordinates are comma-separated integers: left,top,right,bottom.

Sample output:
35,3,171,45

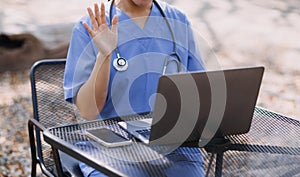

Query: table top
43,107,300,176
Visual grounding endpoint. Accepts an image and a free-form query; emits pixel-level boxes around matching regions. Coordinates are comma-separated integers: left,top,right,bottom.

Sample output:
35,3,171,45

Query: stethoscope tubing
109,0,182,73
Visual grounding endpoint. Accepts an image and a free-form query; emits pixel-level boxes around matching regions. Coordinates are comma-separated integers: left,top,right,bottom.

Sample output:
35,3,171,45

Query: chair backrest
30,59,84,174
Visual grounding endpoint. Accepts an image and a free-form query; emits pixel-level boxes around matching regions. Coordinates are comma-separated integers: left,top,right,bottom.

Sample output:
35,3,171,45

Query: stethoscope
109,0,182,75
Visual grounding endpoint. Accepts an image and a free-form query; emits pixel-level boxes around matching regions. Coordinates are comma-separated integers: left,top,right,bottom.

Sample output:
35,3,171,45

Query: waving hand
83,3,118,57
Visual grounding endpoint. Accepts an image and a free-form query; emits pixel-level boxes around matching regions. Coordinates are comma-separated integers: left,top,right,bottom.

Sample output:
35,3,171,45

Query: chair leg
28,120,38,177
31,160,37,177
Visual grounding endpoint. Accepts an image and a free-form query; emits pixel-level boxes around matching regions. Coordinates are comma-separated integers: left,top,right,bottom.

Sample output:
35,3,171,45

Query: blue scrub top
64,1,205,119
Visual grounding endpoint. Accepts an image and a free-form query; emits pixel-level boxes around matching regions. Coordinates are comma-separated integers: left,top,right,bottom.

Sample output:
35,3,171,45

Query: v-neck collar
112,2,160,32
112,2,162,52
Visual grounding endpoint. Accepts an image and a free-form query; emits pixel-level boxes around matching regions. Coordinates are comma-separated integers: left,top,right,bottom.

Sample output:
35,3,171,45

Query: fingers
111,15,118,34
100,3,106,27
94,3,101,26
86,3,107,32
87,7,98,32
82,22,94,37
83,3,118,38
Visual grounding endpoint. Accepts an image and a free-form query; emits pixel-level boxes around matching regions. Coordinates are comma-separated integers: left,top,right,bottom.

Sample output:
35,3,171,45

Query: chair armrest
28,118,46,131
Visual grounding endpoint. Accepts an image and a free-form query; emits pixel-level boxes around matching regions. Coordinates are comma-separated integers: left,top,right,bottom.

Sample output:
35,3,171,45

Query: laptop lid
148,66,264,146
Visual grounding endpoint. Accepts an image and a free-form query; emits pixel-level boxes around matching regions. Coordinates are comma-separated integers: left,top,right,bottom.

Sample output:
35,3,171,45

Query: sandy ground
0,0,299,176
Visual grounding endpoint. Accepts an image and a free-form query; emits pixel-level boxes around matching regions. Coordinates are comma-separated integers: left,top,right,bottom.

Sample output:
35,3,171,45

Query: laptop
118,66,264,147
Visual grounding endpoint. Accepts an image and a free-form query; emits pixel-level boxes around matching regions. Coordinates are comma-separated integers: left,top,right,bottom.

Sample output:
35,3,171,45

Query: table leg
215,152,223,177
52,146,64,177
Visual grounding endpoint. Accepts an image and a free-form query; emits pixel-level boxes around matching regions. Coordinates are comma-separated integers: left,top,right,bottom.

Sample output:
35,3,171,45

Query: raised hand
83,3,118,58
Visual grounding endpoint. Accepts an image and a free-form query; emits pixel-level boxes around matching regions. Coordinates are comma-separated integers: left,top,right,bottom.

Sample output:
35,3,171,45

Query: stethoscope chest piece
109,0,182,73
113,57,128,71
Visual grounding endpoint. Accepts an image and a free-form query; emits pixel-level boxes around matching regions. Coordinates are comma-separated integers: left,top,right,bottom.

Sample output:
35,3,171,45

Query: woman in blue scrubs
64,0,205,176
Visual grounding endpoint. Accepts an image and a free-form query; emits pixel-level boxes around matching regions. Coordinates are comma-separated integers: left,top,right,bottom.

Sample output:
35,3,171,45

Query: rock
0,33,68,72
0,33,45,72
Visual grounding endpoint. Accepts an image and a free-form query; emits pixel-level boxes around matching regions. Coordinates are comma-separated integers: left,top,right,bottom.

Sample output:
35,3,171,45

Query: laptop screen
148,66,264,146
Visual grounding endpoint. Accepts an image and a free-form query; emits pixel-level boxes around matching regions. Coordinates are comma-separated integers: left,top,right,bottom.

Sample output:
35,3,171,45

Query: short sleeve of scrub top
63,1,205,119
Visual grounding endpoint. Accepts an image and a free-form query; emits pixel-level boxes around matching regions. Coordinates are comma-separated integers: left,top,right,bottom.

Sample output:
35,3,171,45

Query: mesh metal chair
28,59,85,177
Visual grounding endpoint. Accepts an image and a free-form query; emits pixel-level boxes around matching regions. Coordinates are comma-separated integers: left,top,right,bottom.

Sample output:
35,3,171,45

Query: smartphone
85,127,132,147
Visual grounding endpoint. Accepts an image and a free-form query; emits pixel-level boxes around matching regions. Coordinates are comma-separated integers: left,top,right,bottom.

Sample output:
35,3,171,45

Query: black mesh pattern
217,107,300,176
33,62,80,127
229,107,300,148
31,59,84,174
49,119,175,177
47,107,300,176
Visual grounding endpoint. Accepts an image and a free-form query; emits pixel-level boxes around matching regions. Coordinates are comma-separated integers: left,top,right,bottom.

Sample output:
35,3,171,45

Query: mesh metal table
43,107,300,177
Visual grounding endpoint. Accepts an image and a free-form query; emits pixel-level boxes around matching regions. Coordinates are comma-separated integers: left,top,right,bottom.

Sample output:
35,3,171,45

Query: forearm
75,2,118,120
76,53,111,120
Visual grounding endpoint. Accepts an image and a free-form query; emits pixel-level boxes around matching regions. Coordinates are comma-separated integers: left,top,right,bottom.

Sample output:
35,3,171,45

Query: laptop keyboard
136,129,151,139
